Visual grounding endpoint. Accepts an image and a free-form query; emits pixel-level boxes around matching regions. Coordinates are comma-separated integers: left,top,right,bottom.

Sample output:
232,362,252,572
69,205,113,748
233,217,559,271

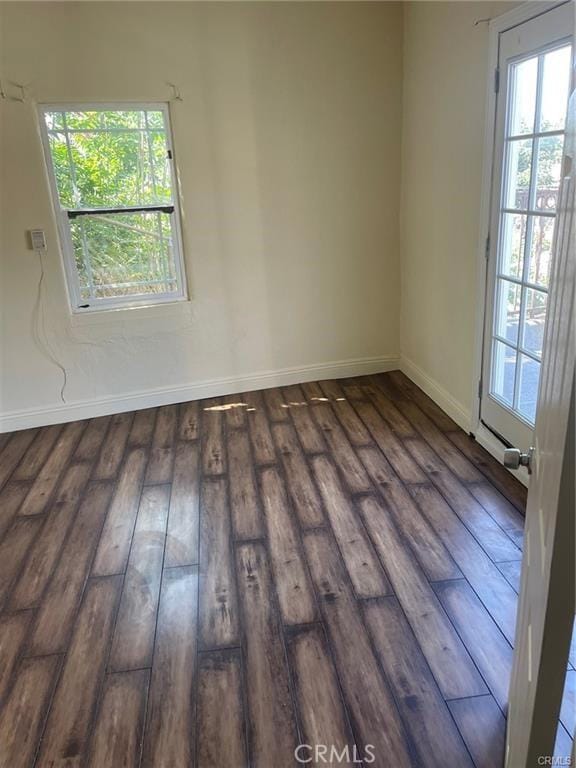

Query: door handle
503,446,534,474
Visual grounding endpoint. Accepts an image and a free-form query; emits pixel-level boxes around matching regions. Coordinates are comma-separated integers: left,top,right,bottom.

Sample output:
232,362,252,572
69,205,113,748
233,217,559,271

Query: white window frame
38,102,188,313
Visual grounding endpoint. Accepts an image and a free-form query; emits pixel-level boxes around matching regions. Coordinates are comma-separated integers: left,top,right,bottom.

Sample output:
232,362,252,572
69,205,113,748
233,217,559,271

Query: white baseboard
0,354,400,433
400,355,472,433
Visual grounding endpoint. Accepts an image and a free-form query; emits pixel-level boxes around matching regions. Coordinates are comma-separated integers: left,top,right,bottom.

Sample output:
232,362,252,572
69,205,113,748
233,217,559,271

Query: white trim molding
400,356,472,433
0,354,400,433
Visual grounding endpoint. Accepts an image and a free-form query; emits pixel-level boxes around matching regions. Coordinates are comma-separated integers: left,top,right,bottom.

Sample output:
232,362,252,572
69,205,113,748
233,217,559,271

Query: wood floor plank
141,565,198,768
235,542,299,767
393,398,485,483
364,377,417,439
109,485,169,671
92,448,148,576
87,669,149,768
259,467,317,624
0,428,38,492
19,421,85,516
448,695,506,768
410,484,519,644
199,477,239,649
13,424,62,481
282,384,326,454
286,624,357,766
0,432,11,453
263,387,289,422
0,655,60,768
311,455,390,598
37,576,122,768
178,400,200,440
351,398,428,484
30,482,114,655
94,412,134,480
165,440,200,566
358,446,461,581
0,517,44,609
319,379,371,447
0,611,33,702
11,462,92,610
495,560,522,593
302,530,412,767
405,437,522,562
302,382,371,493
201,398,226,475
128,408,156,447
244,391,276,465
434,580,513,711
227,429,264,540
447,431,527,512
145,404,177,485
358,495,487,699
364,597,474,768
0,481,30,540
383,371,461,433
468,482,525,548
223,394,247,429
271,422,324,528
74,416,111,462
197,649,247,768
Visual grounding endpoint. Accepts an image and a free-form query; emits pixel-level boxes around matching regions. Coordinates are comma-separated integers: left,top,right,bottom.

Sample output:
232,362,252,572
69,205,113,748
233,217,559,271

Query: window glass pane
48,132,74,209
70,211,177,301
534,135,563,212
499,213,527,279
43,109,172,209
495,279,522,345
539,46,572,132
503,139,532,209
491,340,516,407
517,353,540,423
522,289,547,358
509,56,537,136
527,216,554,288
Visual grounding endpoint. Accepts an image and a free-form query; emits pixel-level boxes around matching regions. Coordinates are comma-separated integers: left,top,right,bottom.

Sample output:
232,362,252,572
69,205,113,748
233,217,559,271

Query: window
39,104,187,312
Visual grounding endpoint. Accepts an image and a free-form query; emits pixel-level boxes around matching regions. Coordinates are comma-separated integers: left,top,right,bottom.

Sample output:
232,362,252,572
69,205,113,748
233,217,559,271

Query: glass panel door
481,4,573,451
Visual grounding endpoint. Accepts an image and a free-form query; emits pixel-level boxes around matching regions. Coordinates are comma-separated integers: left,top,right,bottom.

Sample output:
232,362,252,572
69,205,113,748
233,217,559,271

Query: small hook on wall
474,18,491,27
0,79,26,102
166,82,183,102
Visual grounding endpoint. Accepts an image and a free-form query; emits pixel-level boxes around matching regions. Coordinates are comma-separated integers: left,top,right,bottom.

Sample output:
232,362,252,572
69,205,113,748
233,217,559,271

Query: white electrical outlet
29,229,47,252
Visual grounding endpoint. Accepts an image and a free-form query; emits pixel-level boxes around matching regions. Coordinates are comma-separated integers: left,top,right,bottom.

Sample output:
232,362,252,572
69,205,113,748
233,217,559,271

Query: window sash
38,102,187,313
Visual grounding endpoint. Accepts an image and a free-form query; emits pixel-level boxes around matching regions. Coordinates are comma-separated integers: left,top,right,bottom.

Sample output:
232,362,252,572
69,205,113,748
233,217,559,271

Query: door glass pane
522,289,547,357
495,279,522,344
527,216,554,287
492,340,516,407
500,213,527,278
509,56,538,135
540,46,572,132
518,354,540,423
534,135,564,212
504,139,532,209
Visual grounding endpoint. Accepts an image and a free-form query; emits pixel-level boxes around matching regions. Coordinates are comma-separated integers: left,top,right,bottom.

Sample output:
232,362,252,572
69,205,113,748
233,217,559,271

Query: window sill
68,296,192,327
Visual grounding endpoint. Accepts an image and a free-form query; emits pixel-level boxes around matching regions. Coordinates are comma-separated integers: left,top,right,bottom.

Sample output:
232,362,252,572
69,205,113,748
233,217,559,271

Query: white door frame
471,0,573,487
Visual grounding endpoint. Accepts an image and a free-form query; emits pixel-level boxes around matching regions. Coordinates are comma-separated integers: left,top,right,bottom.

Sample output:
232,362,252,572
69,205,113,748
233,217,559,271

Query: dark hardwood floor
0,372,534,767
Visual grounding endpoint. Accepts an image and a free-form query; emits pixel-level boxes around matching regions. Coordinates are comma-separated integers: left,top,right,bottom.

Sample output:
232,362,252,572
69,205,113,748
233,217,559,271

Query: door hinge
494,67,500,93
485,233,490,260
478,379,483,398
167,149,173,160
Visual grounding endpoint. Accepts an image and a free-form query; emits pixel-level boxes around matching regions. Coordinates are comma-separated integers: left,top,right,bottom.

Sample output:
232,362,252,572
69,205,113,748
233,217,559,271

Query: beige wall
0,2,403,427
400,1,516,426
